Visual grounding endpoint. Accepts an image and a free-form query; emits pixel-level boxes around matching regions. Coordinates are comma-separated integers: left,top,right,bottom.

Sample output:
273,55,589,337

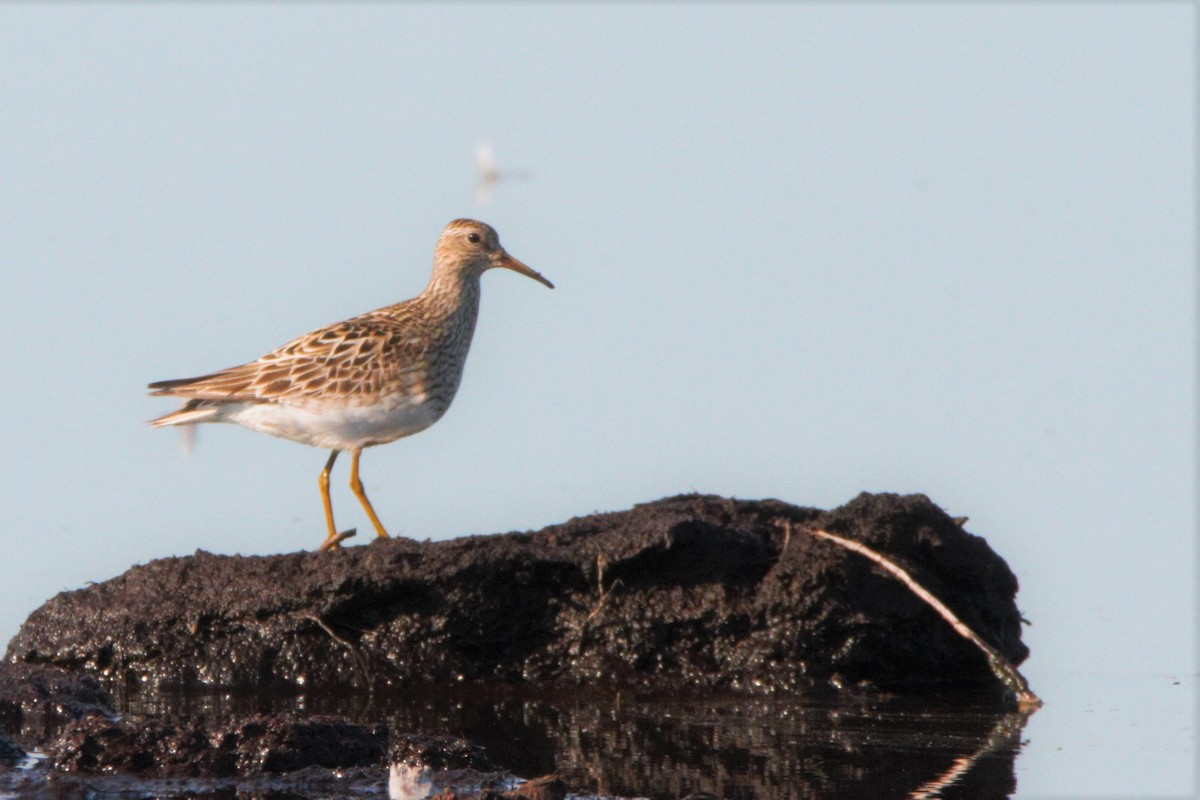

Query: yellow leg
318,450,342,551
348,447,390,540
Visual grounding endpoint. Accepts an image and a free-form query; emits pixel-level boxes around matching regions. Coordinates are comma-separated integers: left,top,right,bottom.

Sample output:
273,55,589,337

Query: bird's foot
319,528,357,552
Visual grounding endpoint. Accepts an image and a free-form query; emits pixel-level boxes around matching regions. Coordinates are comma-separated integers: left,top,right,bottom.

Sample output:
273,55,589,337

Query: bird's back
150,289,479,412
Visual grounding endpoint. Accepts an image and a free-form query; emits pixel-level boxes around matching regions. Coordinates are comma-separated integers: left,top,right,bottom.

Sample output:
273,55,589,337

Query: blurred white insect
178,424,197,456
474,142,531,206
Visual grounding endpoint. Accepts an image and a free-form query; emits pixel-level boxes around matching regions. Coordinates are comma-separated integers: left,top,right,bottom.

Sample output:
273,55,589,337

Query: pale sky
0,4,1194,796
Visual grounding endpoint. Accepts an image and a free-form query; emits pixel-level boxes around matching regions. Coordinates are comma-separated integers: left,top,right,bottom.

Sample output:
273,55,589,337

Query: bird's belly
224,394,445,450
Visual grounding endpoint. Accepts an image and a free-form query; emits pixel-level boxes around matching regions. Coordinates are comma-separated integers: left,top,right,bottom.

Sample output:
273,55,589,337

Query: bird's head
435,219,553,289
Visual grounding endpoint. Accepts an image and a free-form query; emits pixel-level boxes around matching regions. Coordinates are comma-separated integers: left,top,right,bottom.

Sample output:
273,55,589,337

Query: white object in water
388,760,434,800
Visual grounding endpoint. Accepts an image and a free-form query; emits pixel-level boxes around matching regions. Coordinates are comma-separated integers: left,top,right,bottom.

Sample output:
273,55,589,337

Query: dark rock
46,712,386,776
6,494,1028,696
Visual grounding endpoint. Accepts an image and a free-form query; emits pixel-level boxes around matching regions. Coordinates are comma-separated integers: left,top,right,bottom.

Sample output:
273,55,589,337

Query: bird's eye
467,232,481,244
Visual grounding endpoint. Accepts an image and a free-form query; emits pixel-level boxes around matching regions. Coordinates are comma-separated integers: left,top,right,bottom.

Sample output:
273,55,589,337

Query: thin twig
572,554,622,656
585,578,623,624
302,612,371,682
321,528,357,551
804,525,1041,709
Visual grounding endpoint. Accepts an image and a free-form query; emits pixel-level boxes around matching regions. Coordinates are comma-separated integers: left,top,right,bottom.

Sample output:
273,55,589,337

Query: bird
148,219,553,552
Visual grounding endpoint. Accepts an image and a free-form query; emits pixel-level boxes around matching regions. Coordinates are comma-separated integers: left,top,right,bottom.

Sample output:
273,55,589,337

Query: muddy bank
6,493,1027,696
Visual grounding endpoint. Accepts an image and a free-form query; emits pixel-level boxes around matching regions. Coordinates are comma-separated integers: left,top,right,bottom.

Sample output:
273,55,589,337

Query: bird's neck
419,265,483,328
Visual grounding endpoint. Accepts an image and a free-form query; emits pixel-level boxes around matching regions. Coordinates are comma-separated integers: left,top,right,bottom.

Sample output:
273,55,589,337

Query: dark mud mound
6,493,1027,695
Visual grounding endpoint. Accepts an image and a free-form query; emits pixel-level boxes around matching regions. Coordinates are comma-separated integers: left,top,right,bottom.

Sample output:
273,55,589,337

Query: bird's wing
148,308,425,405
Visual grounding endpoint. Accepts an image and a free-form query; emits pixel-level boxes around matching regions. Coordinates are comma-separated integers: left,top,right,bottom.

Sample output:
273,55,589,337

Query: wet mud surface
7,493,1027,694
1,494,1033,798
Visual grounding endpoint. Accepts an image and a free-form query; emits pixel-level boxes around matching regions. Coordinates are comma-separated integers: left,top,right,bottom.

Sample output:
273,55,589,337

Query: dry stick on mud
586,554,624,623
302,612,371,683
792,522,1042,710
572,555,624,658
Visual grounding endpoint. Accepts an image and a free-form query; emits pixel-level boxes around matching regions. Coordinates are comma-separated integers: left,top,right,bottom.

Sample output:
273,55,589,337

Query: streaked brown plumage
149,219,552,551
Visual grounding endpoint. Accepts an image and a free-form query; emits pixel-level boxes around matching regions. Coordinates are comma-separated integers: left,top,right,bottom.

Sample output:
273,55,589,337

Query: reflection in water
908,712,1028,800
117,684,1030,799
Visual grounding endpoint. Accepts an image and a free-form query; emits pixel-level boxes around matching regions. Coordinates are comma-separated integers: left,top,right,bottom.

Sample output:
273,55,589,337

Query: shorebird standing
148,219,553,551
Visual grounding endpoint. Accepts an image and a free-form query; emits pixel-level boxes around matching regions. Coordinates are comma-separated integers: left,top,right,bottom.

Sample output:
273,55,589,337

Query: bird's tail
148,403,220,428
